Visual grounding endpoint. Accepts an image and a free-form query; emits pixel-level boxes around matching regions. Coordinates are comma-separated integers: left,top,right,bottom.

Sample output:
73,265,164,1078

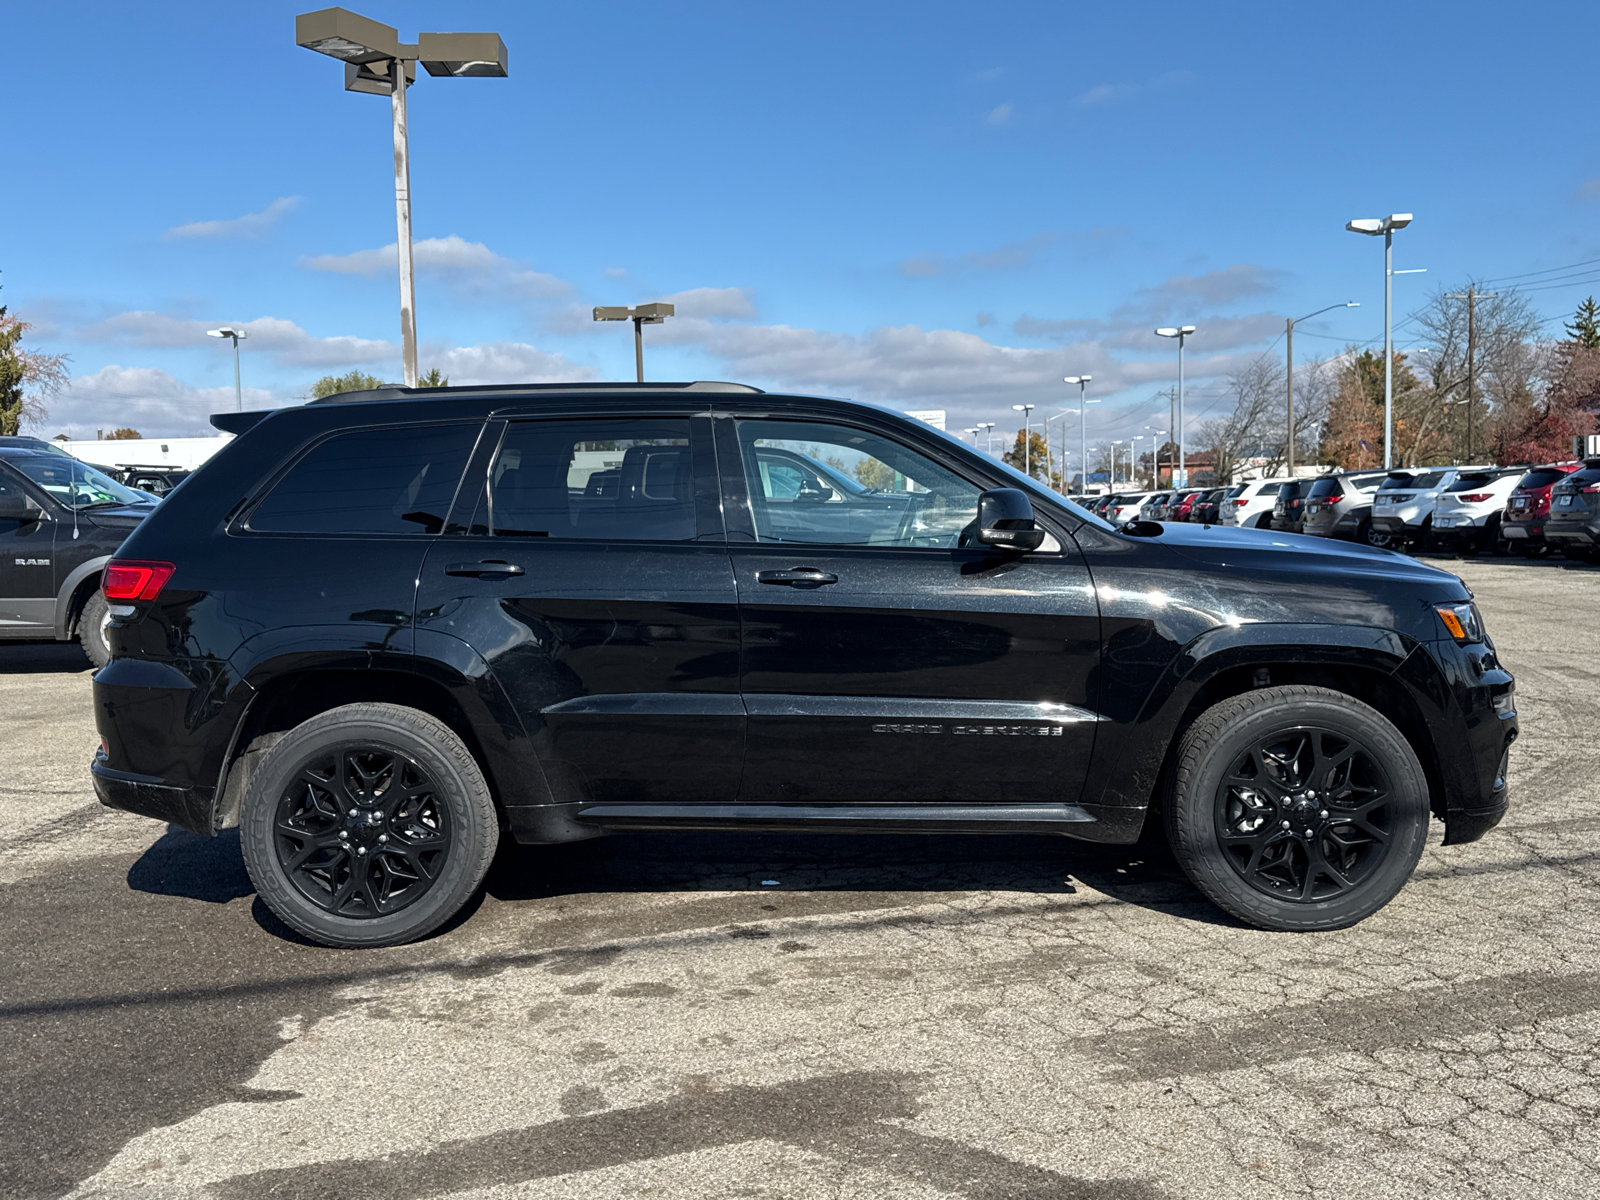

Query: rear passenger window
482,418,694,541
249,423,480,535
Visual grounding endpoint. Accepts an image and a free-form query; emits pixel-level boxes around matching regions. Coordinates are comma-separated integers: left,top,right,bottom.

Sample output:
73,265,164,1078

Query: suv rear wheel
1165,686,1430,931
240,703,499,948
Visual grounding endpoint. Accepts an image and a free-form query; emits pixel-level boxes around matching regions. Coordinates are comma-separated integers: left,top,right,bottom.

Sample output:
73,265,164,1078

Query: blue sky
7,1,1600,448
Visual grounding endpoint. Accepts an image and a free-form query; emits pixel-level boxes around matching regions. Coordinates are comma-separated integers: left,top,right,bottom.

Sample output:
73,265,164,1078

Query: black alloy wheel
1165,685,1429,931
241,703,498,948
1214,727,1394,903
274,746,451,918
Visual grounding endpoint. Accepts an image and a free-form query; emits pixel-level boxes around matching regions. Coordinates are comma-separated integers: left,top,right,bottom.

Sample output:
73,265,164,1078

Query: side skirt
573,802,1096,836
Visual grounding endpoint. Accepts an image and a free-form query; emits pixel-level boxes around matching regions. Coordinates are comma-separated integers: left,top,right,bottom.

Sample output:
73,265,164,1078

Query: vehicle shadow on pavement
0,642,94,674
126,826,254,904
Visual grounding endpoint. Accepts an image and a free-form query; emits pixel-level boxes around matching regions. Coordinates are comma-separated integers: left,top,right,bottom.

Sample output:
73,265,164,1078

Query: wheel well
65,572,102,635
1142,661,1448,834
213,669,502,831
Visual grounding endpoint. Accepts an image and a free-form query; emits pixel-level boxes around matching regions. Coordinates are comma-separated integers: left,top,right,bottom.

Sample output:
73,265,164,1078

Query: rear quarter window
247,423,481,535
1307,479,1342,498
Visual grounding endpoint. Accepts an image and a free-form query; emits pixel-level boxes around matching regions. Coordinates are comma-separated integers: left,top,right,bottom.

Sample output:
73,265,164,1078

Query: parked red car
1501,462,1582,556
1170,489,1205,521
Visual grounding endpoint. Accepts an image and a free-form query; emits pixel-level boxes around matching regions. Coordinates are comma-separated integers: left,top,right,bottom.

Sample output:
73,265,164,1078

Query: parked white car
1371,466,1493,548
1107,492,1155,522
1220,478,1294,529
1428,468,1524,555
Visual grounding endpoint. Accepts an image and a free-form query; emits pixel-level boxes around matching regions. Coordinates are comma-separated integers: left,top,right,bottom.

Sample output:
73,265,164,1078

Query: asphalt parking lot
3,554,1598,1200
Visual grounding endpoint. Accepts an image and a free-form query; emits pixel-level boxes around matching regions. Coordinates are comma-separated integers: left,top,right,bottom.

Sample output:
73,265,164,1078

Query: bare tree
1200,356,1284,483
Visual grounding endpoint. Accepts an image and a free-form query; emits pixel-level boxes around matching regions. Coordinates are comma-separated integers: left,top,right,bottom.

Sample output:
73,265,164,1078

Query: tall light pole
1012,403,1036,477
964,426,981,447
297,9,509,389
1063,375,1095,494
1154,326,1196,485
1110,440,1125,486
1345,214,1414,470
1132,436,1148,489
206,327,249,411
978,422,996,455
1285,302,1359,475
1045,410,1073,492
593,303,676,381
1145,427,1168,485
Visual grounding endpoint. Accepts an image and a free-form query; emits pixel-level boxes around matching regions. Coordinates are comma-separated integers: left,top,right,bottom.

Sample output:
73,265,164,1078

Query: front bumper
1412,638,1517,845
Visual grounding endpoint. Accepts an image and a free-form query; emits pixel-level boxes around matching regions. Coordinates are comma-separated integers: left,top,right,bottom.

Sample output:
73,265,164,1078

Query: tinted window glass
1307,479,1342,498
1378,474,1415,491
1410,472,1446,489
5,453,153,510
1448,473,1496,492
1518,468,1568,490
249,423,479,535
485,418,694,541
1558,467,1600,488
737,419,981,547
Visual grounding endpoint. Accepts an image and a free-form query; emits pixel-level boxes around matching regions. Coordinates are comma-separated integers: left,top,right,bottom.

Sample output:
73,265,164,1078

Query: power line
1481,254,1600,285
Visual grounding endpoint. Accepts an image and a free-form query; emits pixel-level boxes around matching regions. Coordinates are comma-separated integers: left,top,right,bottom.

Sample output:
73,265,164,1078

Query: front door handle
756,567,838,586
445,560,525,578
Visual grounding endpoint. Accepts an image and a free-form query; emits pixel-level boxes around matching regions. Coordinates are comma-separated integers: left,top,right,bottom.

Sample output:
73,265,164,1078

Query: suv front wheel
240,703,499,948
1165,686,1430,931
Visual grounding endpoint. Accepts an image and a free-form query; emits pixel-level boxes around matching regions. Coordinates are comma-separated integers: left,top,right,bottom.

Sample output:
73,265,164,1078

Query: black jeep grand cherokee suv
91,382,1517,947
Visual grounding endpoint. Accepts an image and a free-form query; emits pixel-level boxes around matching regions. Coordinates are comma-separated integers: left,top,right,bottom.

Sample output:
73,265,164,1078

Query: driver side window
736,419,981,547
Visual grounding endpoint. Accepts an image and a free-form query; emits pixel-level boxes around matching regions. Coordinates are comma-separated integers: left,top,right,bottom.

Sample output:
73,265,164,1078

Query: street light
206,327,249,411
1146,428,1168,485
1011,403,1036,477
1063,375,1096,494
1285,302,1359,475
1132,436,1148,489
1345,214,1414,470
296,9,509,389
593,303,676,382
1044,410,1074,493
1110,439,1125,486
1153,326,1196,486
977,421,996,455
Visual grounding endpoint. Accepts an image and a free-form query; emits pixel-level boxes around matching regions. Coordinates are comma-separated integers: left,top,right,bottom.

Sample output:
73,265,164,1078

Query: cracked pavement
2,555,1597,1199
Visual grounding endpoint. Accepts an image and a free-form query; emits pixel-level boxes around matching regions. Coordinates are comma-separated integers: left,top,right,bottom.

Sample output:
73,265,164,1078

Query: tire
1164,685,1430,932
1358,519,1394,550
78,588,112,669
240,703,499,948
1525,541,1552,559
1254,512,1273,529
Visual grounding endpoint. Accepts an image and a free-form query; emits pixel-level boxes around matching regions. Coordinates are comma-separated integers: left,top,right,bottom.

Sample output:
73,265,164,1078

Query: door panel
415,415,742,806
0,468,57,633
717,416,1101,805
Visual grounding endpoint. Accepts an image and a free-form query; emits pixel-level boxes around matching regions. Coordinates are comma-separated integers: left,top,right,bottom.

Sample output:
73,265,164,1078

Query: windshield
6,455,154,509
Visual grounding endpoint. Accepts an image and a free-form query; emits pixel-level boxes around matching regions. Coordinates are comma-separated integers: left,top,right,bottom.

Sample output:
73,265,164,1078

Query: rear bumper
1544,518,1600,543
91,754,213,836
1500,519,1545,542
1370,515,1426,536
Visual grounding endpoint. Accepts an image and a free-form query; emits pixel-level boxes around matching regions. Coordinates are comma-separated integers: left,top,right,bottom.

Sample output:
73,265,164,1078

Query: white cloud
1575,179,1600,202
300,235,571,300
46,366,279,440
424,342,596,385
657,287,757,320
986,103,1014,126
1076,70,1195,107
1133,263,1282,308
76,311,396,369
163,197,301,241
604,266,629,279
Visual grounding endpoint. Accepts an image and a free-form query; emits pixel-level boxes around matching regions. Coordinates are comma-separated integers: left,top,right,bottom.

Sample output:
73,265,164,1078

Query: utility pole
1445,287,1496,464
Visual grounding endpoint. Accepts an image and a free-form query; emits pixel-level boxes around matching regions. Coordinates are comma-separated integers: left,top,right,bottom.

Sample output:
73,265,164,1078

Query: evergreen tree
1565,297,1600,350
310,370,387,398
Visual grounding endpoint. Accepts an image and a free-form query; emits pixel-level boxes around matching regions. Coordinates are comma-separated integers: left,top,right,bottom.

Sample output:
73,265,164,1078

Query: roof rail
305,380,763,405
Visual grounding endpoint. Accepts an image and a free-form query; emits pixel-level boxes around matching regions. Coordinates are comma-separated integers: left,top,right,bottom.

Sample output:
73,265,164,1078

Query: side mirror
975,488,1045,551
0,491,40,522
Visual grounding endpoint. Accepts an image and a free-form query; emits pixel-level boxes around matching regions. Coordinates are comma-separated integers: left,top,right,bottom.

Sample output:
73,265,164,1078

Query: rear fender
54,555,111,638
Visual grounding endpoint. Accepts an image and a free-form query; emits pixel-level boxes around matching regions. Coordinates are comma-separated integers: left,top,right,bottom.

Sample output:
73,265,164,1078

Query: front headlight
1435,601,1486,644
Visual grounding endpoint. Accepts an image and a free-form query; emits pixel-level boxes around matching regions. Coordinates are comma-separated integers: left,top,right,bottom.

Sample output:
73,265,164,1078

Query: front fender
1081,622,1418,814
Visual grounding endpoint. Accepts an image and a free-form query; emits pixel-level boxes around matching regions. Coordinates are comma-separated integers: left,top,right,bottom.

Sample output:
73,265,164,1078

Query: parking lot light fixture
1011,403,1036,476
593,303,676,382
1063,375,1095,494
296,9,509,389
1285,303,1359,475
1154,326,1196,485
206,327,249,411
1345,214,1414,469
978,421,996,455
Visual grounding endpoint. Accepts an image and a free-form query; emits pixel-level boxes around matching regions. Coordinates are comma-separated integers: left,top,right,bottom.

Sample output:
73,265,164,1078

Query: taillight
1458,493,1493,502
1230,498,1247,506
1585,485,1600,495
103,559,175,602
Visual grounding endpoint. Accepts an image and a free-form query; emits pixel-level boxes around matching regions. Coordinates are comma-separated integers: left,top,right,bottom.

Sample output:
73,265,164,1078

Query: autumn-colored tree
104,427,142,440
1488,301,1600,464
0,273,70,436
1320,349,1427,469
1001,428,1053,483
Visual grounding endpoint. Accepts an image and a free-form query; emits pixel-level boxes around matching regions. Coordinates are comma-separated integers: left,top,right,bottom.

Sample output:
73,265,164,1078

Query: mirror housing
975,488,1045,551
0,491,41,522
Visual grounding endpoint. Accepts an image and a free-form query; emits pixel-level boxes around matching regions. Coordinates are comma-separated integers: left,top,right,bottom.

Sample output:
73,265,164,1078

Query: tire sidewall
79,589,111,669
241,705,498,947
1168,689,1430,930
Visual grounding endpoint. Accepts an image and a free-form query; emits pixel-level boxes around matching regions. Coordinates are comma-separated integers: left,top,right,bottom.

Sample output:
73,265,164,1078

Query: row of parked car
1077,458,1600,561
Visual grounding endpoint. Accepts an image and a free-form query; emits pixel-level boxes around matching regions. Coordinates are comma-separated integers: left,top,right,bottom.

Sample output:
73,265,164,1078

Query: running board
574,803,1095,835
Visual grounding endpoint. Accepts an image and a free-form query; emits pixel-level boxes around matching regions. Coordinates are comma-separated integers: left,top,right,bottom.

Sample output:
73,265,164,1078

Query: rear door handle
445,560,525,578
756,567,838,586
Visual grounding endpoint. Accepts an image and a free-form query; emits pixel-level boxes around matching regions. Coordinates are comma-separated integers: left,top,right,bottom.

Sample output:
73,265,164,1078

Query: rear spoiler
210,410,275,435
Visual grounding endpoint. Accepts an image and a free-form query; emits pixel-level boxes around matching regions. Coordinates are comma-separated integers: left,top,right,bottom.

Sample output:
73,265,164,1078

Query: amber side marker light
1435,602,1484,643
103,560,176,602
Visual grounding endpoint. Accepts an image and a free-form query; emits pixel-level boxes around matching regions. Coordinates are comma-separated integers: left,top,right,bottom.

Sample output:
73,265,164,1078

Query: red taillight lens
1458,493,1493,502
102,559,175,602
1584,485,1600,494
1231,498,1247,506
